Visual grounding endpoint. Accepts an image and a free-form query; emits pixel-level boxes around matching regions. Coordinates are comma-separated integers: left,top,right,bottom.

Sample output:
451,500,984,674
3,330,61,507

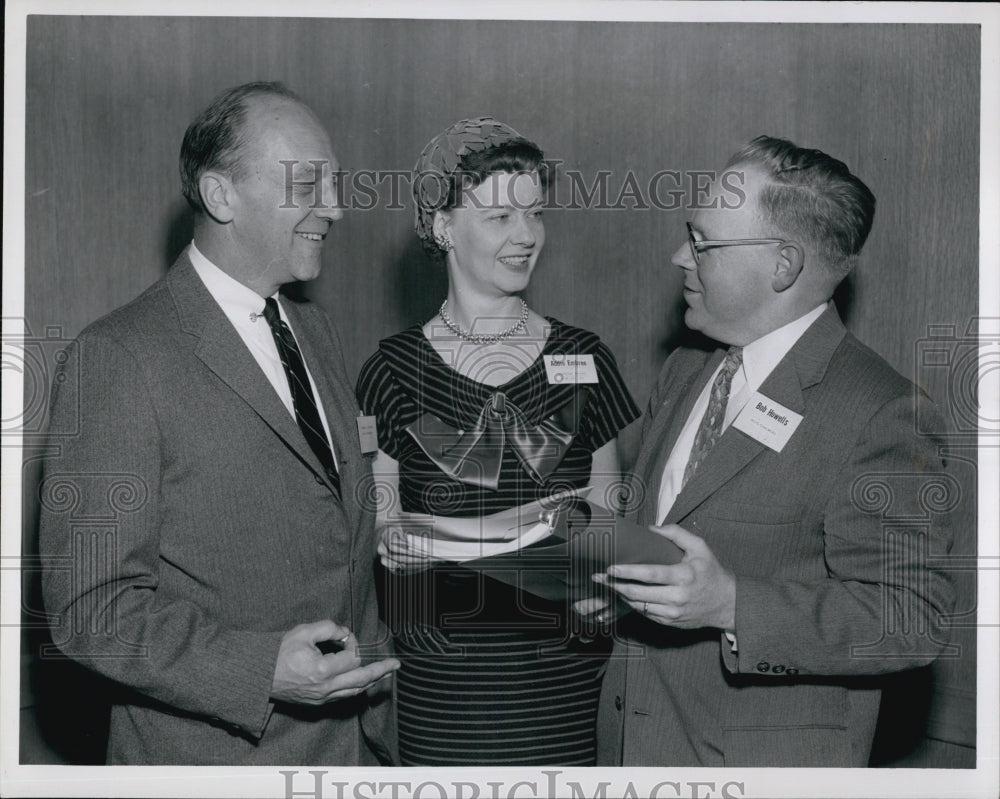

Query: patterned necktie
682,346,743,488
262,298,339,493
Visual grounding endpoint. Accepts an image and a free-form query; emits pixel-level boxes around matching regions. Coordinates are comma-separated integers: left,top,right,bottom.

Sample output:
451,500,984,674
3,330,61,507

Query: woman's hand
378,525,438,574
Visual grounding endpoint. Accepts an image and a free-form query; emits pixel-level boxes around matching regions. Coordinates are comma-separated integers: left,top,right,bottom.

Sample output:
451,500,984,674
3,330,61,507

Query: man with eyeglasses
593,136,955,767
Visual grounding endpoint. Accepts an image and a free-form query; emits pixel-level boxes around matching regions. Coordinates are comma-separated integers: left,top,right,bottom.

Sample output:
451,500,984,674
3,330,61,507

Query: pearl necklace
438,299,529,345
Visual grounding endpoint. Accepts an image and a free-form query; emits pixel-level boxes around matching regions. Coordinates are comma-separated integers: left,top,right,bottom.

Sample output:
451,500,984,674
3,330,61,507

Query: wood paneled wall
21,17,979,765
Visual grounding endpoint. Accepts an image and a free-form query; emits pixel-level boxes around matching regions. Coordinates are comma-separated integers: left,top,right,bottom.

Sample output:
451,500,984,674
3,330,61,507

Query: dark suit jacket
598,307,955,767
39,252,396,765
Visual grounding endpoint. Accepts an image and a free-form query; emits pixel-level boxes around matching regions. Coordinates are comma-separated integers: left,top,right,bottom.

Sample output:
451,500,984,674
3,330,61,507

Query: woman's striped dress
357,320,639,766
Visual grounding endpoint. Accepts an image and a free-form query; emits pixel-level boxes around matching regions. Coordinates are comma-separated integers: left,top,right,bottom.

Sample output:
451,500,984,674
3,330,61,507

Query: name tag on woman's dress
544,353,599,384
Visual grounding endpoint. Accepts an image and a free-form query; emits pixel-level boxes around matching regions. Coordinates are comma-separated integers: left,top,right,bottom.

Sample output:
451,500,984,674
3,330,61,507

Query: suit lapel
663,396,770,525
664,306,847,523
166,255,333,485
635,350,723,527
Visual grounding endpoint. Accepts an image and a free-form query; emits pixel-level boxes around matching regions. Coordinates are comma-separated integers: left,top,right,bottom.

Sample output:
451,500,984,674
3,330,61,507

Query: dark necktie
262,298,339,493
682,346,743,488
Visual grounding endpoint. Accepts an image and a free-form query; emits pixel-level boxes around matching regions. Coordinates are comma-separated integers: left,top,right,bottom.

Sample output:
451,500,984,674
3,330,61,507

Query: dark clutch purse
460,497,684,615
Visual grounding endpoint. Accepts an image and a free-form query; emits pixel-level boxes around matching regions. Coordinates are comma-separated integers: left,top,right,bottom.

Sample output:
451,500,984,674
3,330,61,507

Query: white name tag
356,415,379,455
544,353,599,385
732,392,803,452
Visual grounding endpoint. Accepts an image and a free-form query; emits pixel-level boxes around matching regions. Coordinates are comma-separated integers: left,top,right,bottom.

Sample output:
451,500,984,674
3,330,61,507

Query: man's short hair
726,136,876,278
180,81,301,213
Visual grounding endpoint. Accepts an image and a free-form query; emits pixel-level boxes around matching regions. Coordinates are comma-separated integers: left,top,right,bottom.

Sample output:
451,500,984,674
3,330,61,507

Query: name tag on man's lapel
732,392,803,452
544,353,599,385
356,415,379,455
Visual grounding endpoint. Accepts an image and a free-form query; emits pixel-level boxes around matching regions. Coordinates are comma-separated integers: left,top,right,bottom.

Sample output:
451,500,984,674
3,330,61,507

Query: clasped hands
580,524,737,631
270,620,399,705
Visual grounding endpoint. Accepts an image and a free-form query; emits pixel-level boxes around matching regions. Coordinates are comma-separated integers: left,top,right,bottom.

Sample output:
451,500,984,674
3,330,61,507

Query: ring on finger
642,601,649,614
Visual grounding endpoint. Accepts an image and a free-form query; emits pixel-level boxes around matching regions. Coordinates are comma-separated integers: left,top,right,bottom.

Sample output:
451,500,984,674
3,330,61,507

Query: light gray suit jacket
39,252,396,765
597,307,955,767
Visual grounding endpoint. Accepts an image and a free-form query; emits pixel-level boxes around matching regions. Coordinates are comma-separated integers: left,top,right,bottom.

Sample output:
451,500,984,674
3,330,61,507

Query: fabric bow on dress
405,390,576,490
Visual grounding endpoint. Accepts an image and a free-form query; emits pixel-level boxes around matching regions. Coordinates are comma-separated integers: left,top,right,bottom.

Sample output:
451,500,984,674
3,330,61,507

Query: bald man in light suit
40,82,398,765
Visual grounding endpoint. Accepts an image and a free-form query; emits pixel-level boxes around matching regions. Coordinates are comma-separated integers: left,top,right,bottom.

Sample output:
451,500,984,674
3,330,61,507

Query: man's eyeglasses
687,222,787,266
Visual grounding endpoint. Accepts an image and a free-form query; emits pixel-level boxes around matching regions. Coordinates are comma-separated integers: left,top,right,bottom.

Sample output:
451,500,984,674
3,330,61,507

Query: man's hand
270,620,399,705
593,524,737,631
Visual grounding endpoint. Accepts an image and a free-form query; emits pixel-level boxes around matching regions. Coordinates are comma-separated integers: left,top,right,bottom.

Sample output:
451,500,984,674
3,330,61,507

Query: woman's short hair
445,139,548,207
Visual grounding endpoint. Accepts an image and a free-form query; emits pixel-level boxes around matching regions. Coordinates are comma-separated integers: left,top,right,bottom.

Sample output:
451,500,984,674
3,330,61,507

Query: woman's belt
380,489,587,563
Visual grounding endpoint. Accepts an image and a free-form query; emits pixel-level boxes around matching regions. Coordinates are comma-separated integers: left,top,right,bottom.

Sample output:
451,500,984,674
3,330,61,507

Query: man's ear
199,171,236,224
772,241,805,292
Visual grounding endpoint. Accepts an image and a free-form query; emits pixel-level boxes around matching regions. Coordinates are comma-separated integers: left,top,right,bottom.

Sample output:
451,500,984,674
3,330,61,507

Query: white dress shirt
188,242,337,466
655,303,828,525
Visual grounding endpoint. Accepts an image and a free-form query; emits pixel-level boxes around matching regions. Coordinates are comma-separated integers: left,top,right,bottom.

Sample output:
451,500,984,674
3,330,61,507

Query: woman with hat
356,118,639,766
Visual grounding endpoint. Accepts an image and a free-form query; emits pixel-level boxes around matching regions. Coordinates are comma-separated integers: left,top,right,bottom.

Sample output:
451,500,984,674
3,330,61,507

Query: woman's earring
434,234,453,253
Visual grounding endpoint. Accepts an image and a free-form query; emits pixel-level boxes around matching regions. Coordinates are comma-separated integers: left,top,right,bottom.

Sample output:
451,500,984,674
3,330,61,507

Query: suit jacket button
786,667,799,675
756,661,770,673
615,695,623,711
772,664,785,674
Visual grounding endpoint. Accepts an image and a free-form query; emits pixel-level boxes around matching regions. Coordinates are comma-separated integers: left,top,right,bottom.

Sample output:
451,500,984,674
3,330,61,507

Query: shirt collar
188,240,278,320
740,302,828,392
